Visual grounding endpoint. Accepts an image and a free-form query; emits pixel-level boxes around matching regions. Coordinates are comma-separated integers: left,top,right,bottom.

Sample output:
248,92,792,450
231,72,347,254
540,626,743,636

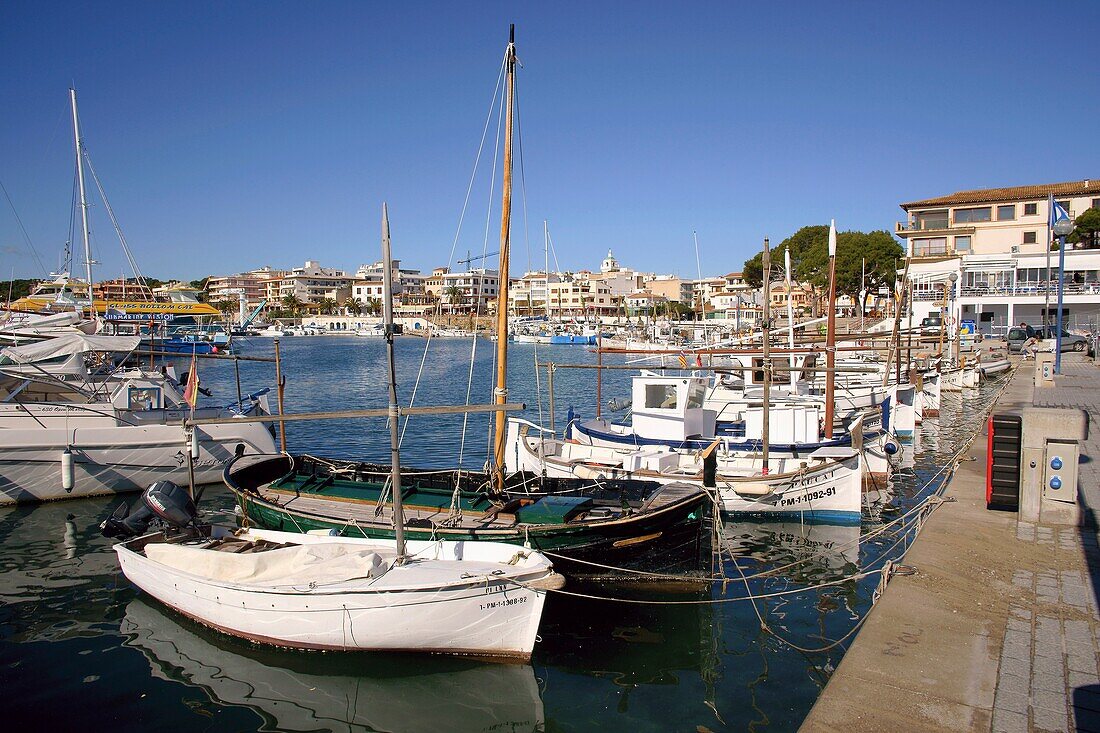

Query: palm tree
344,298,362,316
444,285,464,313
281,294,302,316
318,297,339,315
365,297,383,316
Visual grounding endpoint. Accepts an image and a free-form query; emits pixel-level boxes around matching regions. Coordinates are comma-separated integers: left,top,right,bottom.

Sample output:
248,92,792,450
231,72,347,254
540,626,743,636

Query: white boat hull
0,421,275,505
116,529,554,660
507,425,864,523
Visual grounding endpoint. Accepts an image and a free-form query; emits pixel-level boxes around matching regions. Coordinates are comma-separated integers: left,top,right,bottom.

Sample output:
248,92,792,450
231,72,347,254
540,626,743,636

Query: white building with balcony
439,269,499,313
276,260,353,307
897,179,1100,334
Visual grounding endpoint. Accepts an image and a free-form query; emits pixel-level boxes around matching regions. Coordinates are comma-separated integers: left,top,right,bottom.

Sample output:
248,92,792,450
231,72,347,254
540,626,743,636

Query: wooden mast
381,202,406,560
491,25,517,490
761,237,771,475
823,219,838,439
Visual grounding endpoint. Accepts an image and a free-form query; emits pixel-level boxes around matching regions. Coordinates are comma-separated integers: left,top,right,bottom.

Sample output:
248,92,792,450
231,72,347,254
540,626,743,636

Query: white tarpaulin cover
0,333,142,364
0,310,83,330
144,542,392,586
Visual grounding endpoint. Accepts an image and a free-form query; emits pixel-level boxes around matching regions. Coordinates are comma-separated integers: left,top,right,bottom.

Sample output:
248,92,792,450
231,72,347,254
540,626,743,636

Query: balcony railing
913,282,1100,301
896,219,951,233
912,242,952,257
959,282,1100,298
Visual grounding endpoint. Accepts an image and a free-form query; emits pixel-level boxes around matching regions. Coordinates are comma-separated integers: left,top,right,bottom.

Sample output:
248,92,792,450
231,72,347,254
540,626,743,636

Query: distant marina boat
0,334,275,504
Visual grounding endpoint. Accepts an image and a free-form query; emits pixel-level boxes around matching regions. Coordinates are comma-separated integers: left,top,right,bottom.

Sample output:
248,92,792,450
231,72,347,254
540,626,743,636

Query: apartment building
350,260,427,303
439,268,499,313
896,179,1100,333
507,270,562,316
547,279,615,317
624,290,667,316
276,260,353,307
207,266,285,310
424,267,449,296
92,277,153,302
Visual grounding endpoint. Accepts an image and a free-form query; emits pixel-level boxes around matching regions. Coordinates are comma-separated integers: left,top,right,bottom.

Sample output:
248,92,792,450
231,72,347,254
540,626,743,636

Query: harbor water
0,336,1006,731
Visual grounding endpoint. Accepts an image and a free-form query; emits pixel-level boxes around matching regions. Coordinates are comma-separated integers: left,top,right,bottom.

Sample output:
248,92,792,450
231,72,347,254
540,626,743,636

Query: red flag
183,354,199,408
696,354,703,368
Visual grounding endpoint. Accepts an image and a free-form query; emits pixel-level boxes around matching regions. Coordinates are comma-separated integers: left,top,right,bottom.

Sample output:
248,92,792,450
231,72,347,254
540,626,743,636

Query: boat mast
70,88,94,305
491,25,517,490
761,237,771,475
543,220,550,319
381,202,406,560
823,220,838,439
784,248,796,381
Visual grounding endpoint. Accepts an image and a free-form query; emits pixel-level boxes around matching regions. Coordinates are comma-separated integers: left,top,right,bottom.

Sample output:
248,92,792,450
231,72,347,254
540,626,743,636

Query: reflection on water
123,597,545,733
0,337,1010,731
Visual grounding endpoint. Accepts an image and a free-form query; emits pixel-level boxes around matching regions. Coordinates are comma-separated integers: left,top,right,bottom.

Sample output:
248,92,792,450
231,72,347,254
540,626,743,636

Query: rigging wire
458,63,507,468
513,66,544,431
403,46,507,449
0,179,49,277
82,150,149,297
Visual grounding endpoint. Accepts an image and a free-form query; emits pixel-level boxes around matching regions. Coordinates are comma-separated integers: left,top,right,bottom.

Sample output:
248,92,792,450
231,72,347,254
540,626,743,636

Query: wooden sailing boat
221,27,708,574
113,204,562,661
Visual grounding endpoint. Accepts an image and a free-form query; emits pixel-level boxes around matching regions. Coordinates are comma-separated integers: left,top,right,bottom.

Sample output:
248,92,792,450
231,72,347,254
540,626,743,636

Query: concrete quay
801,356,1100,733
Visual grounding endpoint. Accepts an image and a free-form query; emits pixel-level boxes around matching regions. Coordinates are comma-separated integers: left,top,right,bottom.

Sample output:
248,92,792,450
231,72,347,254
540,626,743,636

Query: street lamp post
1053,217,1075,373
948,271,959,365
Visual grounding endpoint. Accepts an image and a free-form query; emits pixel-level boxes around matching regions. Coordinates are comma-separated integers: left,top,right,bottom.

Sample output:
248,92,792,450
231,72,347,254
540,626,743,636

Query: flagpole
1045,194,1053,328
1051,199,1074,374
823,220,838,440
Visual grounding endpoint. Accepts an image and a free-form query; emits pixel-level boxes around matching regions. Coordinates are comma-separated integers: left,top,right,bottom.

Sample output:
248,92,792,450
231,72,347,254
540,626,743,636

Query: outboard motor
100,481,198,539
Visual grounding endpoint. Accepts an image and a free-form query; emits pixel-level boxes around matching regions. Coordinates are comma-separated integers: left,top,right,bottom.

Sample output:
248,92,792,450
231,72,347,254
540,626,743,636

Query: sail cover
0,333,142,365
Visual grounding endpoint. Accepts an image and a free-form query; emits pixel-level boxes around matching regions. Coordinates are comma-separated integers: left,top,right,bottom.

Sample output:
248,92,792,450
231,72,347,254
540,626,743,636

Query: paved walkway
801,357,1100,732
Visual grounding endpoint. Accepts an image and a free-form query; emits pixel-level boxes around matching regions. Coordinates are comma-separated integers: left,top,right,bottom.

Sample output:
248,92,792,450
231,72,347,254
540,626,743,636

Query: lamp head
1053,219,1075,237
948,272,958,283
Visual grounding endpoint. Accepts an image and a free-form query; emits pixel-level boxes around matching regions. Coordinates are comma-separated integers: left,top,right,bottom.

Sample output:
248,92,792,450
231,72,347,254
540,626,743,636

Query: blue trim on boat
572,419,870,454
721,508,862,526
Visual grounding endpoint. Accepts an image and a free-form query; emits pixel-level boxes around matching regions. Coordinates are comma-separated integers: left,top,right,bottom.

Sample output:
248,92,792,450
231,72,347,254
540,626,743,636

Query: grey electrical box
1018,407,1089,522
1043,440,1080,504
1034,352,1055,388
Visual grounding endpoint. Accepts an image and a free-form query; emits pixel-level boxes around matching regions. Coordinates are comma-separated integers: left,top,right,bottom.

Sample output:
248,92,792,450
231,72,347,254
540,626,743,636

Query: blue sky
1,1,1098,282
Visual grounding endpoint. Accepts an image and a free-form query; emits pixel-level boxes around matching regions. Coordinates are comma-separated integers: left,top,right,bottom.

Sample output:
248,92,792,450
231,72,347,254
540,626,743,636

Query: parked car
1005,326,1091,354
920,315,943,333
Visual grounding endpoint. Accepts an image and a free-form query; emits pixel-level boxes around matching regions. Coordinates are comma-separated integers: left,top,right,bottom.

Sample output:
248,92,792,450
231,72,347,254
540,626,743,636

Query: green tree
318,297,339,315
742,225,829,289
343,298,362,316
213,299,236,317
364,297,382,316
0,279,36,302
743,225,902,314
281,294,302,315
1067,207,1100,249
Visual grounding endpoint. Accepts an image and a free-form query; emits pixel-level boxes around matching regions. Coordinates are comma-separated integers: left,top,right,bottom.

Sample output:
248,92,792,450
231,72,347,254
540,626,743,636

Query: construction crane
457,250,499,269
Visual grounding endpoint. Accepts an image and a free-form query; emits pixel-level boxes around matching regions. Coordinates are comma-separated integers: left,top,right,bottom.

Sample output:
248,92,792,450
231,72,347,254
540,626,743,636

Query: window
954,236,972,252
1057,200,1070,211
954,207,992,223
1092,198,1100,210
996,205,1015,221
1023,231,1037,244
645,384,677,409
913,237,948,256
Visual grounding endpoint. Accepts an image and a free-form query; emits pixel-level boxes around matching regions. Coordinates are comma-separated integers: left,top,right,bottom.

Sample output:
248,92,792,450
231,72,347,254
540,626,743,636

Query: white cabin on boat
632,375,716,441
